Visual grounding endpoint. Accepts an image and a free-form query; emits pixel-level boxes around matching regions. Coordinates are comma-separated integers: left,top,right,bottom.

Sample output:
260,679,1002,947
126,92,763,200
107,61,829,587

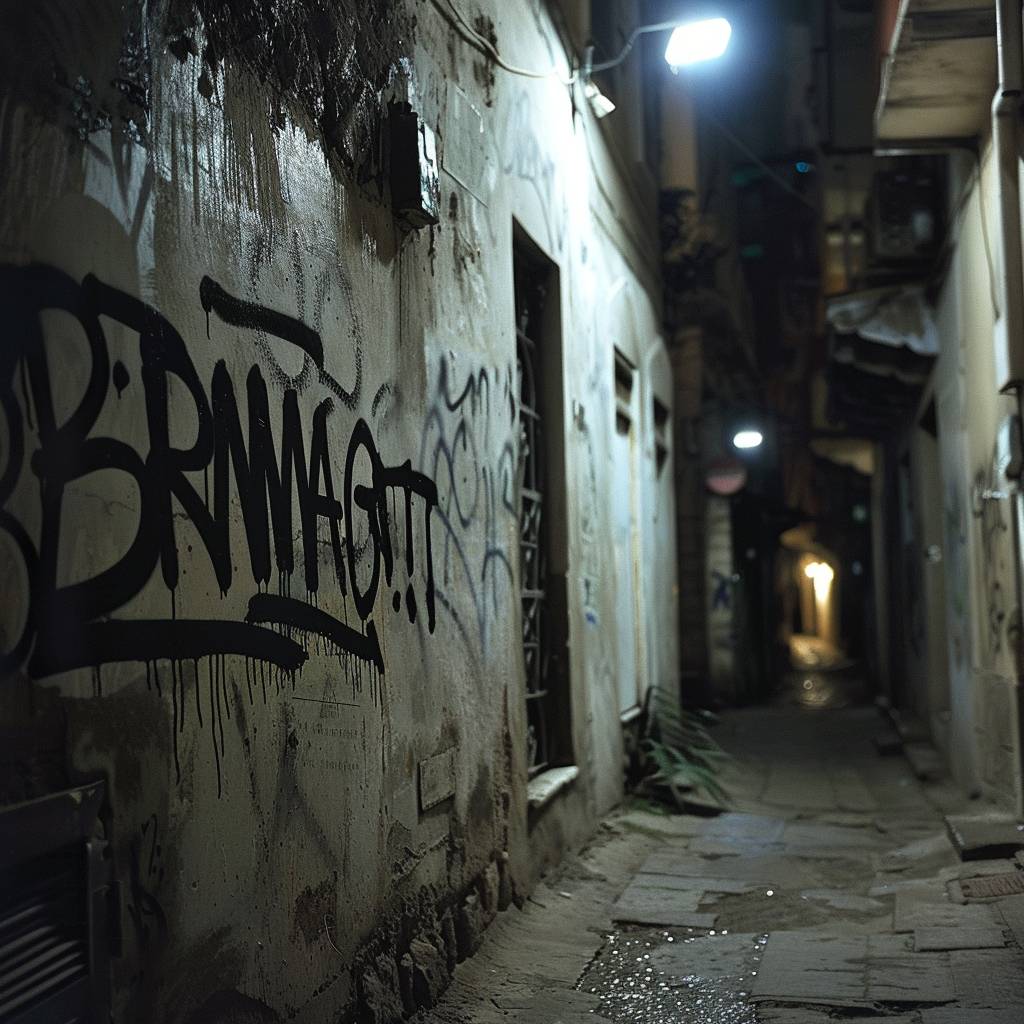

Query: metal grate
0,783,109,1024
515,252,551,778
0,847,89,1022
960,872,1024,900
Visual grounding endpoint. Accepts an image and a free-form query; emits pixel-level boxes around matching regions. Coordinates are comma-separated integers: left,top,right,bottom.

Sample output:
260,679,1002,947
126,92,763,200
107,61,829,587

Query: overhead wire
974,155,1002,318
933,152,999,318
588,19,681,73
700,107,818,211
431,0,574,83
433,0,816,221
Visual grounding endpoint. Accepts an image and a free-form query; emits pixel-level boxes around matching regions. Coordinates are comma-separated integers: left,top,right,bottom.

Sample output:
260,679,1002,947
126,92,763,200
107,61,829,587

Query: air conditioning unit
866,158,944,266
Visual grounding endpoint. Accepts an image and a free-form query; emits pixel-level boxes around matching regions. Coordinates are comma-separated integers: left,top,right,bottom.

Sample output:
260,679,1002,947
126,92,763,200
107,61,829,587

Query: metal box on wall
389,102,440,231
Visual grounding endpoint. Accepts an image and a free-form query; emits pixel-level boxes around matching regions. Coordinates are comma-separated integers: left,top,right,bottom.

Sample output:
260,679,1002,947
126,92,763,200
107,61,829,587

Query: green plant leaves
630,684,732,809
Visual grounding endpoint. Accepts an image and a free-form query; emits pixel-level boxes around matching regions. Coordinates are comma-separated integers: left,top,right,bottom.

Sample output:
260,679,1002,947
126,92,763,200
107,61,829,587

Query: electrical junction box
389,102,440,231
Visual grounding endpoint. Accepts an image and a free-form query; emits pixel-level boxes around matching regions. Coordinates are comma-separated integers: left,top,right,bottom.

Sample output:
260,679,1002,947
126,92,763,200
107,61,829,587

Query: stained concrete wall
705,495,736,700
0,1,679,1020
936,145,1021,808
901,408,953,752
897,143,1022,808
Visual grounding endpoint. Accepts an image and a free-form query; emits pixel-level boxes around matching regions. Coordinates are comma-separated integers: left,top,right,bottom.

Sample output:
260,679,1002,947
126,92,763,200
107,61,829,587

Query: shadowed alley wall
0,1,680,1020
888,143,1023,812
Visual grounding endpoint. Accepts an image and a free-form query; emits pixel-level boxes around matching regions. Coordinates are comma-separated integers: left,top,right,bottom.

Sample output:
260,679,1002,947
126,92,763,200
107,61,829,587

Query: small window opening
514,229,572,784
653,396,670,475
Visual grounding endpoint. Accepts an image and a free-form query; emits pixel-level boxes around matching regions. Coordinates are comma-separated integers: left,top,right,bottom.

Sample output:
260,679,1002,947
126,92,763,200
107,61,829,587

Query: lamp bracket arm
587,19,681,75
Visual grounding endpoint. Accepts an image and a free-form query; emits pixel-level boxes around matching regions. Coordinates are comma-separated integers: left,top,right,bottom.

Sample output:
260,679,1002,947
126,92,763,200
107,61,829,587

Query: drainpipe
994,0,1024,388
993,0,1024,816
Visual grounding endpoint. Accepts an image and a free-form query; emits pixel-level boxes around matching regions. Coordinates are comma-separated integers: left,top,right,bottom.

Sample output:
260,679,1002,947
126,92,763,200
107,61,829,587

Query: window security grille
515,251,552,778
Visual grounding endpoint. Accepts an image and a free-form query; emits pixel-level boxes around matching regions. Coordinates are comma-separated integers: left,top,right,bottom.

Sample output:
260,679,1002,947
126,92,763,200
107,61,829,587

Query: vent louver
0,847,89,1022
0,783,108,1024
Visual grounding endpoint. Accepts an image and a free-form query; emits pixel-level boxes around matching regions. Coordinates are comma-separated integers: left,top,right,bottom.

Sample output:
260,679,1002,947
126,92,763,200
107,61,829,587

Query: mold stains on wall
0,683,68,804
126,812,170,952
164,0,415,185
348,856,512,1021
971,455,1011,660
470,15,498,107
182,989,282,1024
0,1,151,143
292,871,339,947
420,352,516,657
451,217,481,282
943,481,969,669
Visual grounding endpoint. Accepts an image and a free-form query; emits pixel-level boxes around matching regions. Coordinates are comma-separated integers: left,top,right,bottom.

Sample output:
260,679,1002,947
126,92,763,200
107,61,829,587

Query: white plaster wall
932,144,1020,805
0,0,680,1019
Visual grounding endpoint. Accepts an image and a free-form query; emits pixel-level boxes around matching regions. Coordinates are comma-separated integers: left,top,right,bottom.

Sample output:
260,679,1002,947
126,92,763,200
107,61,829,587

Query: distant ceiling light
705,455,748,496
805,560,834,599
584,80,616,119
732,429,763,450
664,17,732,68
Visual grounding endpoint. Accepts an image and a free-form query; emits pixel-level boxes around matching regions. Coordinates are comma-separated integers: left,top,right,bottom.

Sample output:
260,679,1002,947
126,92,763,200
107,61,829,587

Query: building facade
843,0,1024,812
0,1,681,1020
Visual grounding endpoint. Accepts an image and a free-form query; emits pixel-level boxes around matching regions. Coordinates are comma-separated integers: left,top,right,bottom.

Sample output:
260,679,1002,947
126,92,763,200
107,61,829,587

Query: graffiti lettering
127,814,168,950
501,92,566,254
420,354,516,655
972,459,1010,656
0,264,436,683
710,570,732,611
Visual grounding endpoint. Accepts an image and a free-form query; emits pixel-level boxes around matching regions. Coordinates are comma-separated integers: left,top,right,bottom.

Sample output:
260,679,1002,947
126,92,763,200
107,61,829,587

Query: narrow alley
427,672,1024,1023
7,0,1024,1021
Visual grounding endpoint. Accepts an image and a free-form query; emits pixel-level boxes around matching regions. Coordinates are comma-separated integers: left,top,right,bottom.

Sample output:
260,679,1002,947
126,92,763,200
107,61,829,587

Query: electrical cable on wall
432,0,574,83
701,107,818,211
935,153,999,319
975,155,1002,318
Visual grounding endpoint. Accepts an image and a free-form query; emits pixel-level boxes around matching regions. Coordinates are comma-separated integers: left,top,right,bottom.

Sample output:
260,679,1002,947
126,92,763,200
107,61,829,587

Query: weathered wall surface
0,0,677,1020
922,145,1021,806
705,495,736,700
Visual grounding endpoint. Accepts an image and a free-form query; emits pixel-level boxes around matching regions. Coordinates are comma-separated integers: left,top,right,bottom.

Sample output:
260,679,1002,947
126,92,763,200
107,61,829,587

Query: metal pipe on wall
994,0,1024,388
993,0,1024,816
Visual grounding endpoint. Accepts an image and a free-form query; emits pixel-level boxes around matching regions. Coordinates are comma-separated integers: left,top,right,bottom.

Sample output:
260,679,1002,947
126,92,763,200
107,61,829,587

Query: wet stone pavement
423,690,1024,1024
578,929,765,1022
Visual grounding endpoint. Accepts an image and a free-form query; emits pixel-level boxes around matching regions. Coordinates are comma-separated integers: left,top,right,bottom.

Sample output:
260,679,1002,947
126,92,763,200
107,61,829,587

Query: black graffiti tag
420,355,516,656
0,264,437,680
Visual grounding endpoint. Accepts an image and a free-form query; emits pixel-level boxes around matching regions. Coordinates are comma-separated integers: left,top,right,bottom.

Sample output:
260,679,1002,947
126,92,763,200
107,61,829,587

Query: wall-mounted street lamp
663,17,733,69
732,429,763,451
582,14,733,118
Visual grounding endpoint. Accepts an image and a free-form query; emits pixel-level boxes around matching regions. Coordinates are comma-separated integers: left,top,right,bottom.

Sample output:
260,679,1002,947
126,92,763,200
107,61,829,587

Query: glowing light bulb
664,18,732,68
733,429,763,450
806,561,834,600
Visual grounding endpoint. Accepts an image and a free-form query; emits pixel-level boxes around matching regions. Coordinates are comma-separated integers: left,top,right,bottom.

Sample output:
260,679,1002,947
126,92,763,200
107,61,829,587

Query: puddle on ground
577,928,767,1023
703,886,888,933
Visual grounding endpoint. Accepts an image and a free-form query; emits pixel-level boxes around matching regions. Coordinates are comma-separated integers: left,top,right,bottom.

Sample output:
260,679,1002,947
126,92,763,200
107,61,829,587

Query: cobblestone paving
424,679,1024,1023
